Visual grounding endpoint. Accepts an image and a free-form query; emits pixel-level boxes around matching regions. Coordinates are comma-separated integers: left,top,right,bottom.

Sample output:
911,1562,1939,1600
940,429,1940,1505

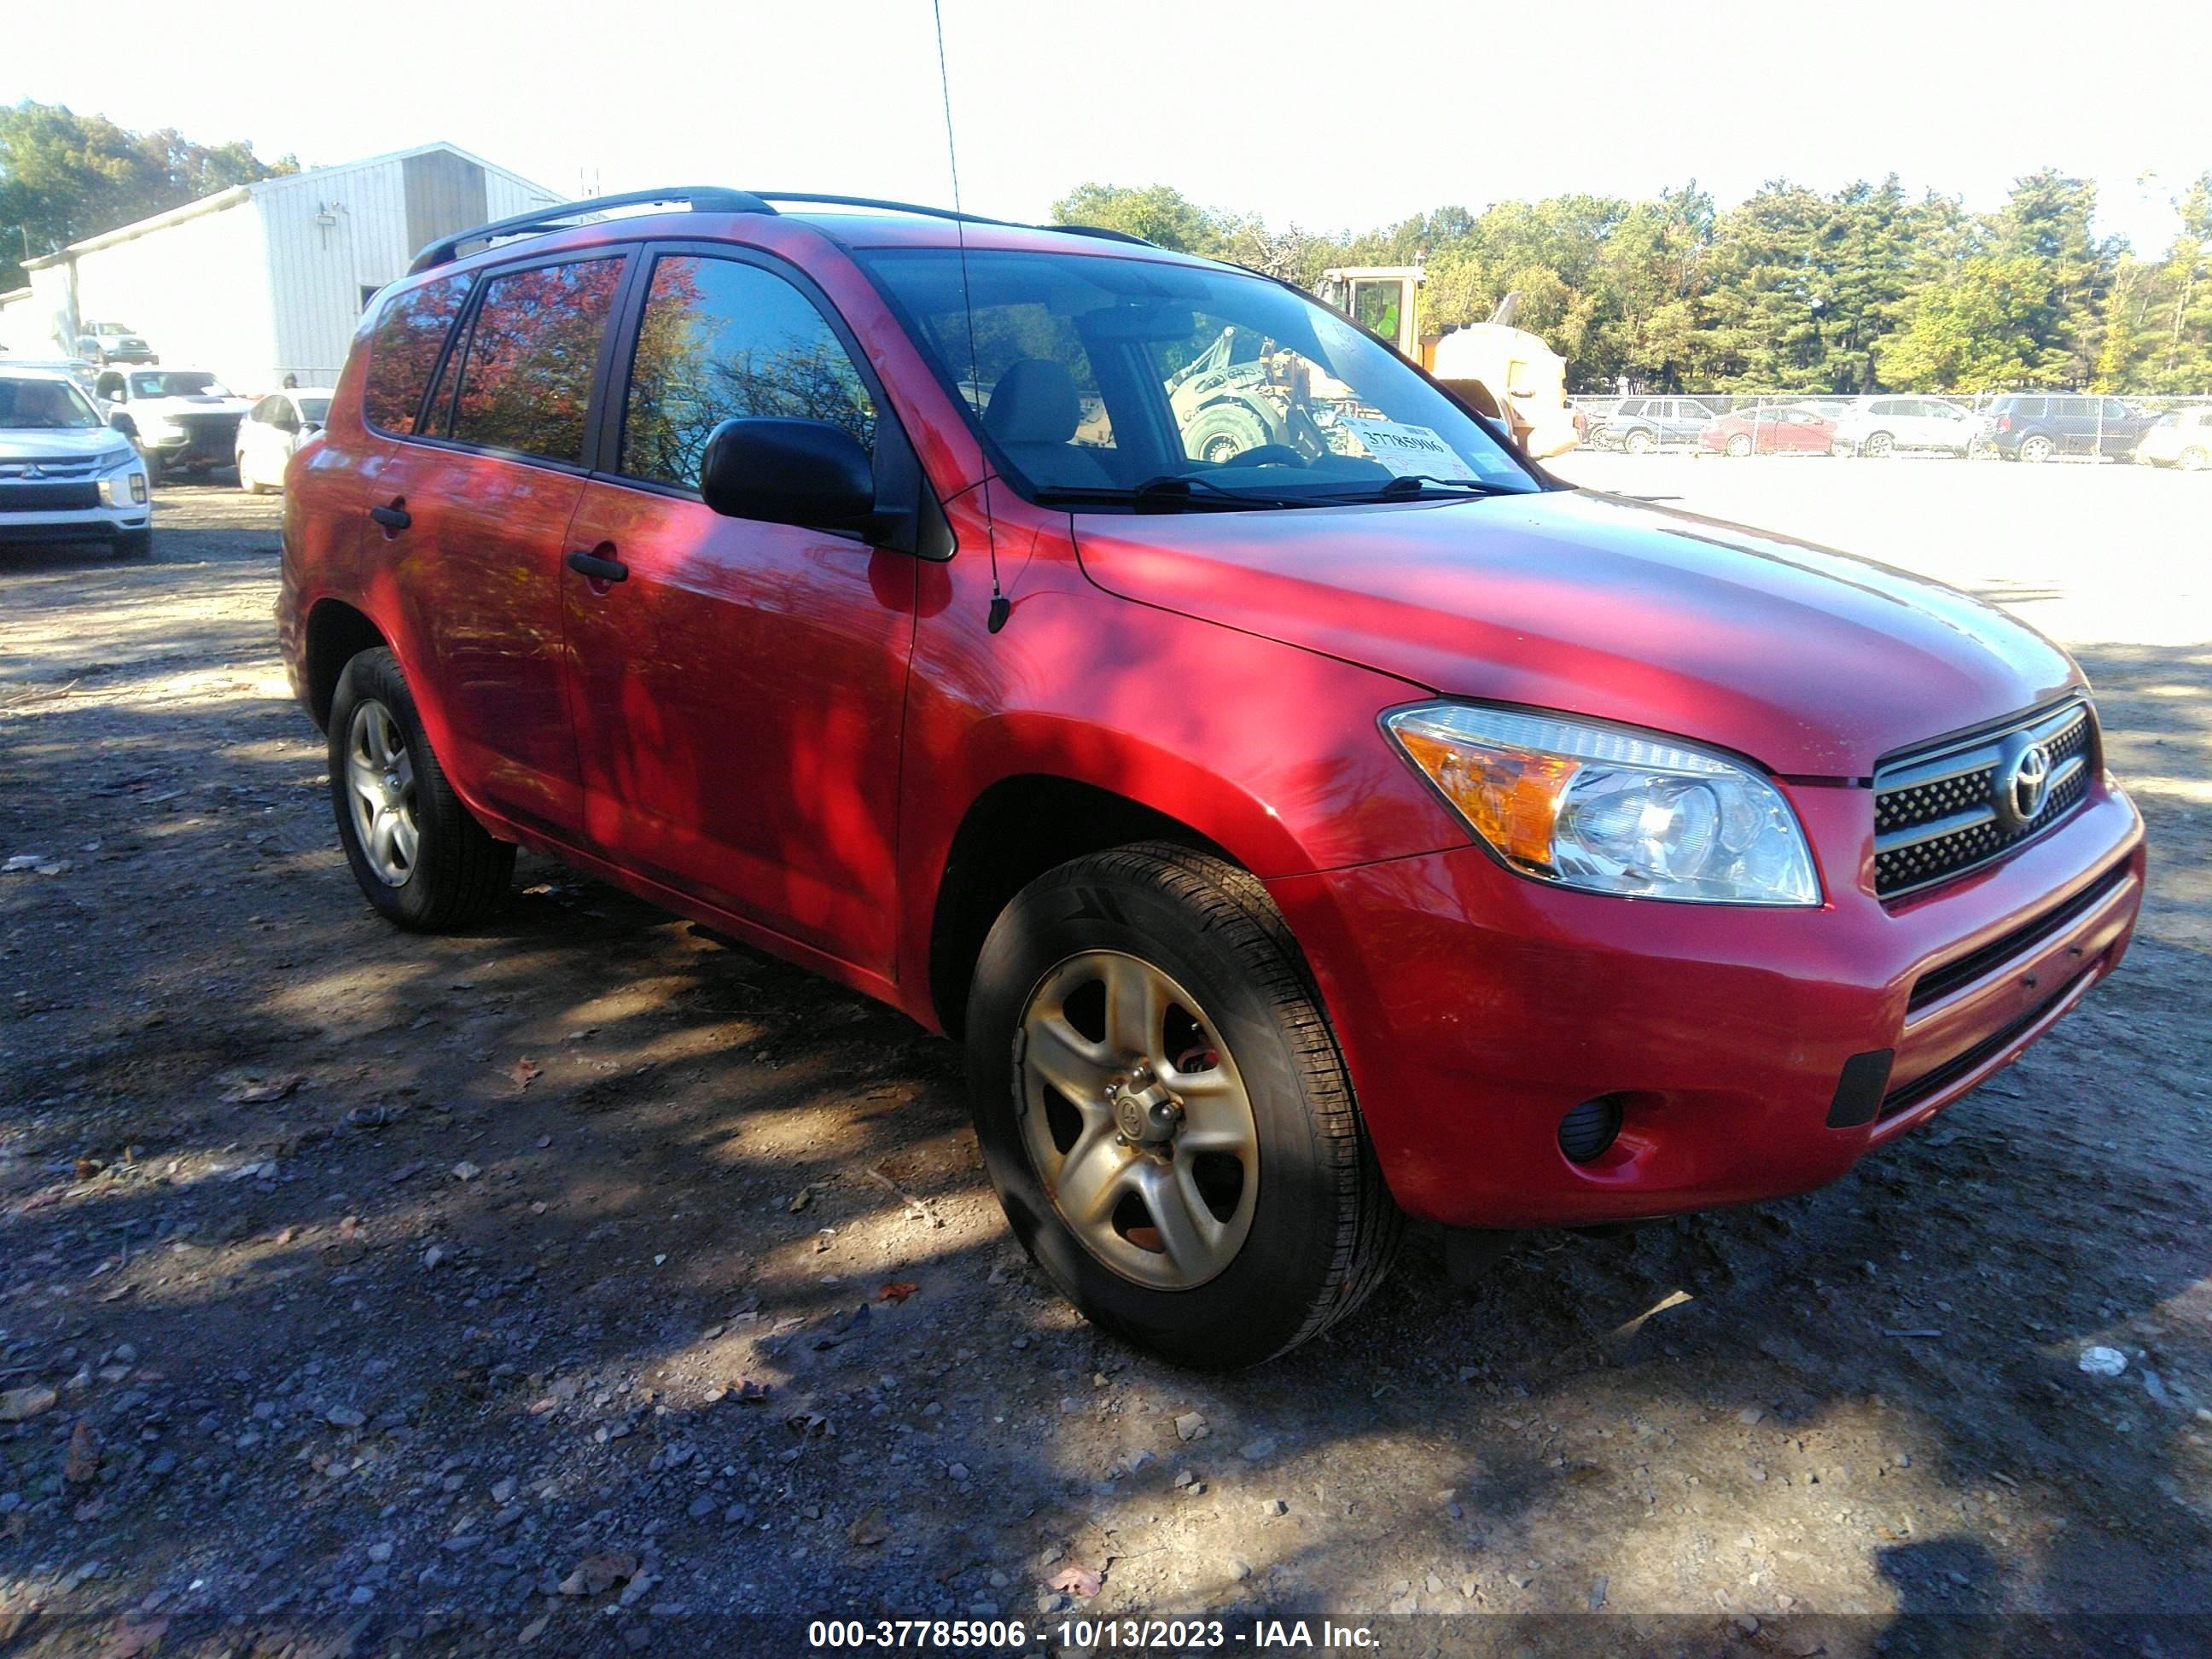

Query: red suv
278,189,2145,1369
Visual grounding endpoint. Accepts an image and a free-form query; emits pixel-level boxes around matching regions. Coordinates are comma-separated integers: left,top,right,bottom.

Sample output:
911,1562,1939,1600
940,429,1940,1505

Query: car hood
132,395,250,414
0,426,135,463
1070,488,2081,778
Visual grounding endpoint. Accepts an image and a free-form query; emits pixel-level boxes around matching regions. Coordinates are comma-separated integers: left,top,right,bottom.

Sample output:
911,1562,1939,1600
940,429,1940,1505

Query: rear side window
448,258,626,465
619,255,876,490
363,274,470,435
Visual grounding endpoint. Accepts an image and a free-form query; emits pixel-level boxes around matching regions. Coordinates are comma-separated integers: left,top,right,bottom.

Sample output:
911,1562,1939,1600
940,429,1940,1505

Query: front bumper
1266,773,2145,1228
0,502,150,544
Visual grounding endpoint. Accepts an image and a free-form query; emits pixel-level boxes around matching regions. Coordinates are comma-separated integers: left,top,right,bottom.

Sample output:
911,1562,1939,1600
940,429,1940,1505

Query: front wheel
965,843,1402,1369
327,648,515,930
1862,430,1895,457
111,528,151,559
1622,428,1656,455
2178,445,2209,474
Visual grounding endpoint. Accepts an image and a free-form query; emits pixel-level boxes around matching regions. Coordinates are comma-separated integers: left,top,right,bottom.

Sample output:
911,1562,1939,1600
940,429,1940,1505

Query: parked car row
1581,393,2206,468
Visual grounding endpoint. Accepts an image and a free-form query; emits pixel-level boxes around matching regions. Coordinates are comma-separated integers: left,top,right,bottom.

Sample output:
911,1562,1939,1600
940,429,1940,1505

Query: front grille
0,481,101,512
175,413,242,453
0,457,100,481
1872,700,2094,899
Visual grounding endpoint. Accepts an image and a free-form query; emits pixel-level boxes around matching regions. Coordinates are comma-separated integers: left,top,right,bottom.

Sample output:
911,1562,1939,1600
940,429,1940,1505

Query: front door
367,252,630,838
560,250,917,975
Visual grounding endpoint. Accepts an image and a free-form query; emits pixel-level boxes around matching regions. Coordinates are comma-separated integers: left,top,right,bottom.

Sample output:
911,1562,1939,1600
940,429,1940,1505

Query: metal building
7,143,557,393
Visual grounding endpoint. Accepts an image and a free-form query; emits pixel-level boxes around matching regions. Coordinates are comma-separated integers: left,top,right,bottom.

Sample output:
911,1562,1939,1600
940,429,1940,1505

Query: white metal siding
256,153,559,388
24,148,560,397
69,201,275,393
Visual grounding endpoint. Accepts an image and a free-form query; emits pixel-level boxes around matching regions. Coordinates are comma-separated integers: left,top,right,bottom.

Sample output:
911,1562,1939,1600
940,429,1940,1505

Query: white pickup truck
94,368,254,479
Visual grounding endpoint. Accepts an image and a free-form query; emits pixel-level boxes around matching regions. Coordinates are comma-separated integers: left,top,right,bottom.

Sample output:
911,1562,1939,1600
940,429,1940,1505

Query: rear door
364,252,632,838
2053,396,2095,454
558,246,920,975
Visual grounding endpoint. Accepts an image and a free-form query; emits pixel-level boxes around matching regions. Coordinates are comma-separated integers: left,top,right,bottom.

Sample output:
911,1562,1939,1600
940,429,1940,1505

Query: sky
8,0,2209,253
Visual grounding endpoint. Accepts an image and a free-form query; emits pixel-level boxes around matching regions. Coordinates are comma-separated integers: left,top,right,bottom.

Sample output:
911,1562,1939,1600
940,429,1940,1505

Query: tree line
2,100,298,294
1051,172,2212,396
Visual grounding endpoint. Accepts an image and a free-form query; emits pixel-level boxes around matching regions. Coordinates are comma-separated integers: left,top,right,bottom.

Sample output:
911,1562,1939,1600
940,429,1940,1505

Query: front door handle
567,548,627,584
368,499,410,531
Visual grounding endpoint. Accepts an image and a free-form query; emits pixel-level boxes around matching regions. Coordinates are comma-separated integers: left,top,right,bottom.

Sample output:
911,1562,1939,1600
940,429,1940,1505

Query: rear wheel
1862,430,1895,457
327,648,515,931
965,842,1401,1369
2018,434,2057,463
1724,434,1752,457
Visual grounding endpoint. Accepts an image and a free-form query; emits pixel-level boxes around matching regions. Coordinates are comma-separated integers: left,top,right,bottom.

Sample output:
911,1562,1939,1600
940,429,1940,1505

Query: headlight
1384,702,1821,905
97,447,139,474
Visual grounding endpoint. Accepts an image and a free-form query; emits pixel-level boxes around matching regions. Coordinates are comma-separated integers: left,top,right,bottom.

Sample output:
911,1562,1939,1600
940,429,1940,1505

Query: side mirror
700,417,881,537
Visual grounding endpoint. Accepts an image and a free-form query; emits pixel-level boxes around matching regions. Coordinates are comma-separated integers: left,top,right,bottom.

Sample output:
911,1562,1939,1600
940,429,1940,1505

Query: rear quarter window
363,275,472,436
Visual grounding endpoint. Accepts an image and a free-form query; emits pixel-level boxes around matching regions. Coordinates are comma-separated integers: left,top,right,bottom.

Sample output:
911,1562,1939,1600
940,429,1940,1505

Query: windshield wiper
1032,474,1324,512
1365,473,1520,499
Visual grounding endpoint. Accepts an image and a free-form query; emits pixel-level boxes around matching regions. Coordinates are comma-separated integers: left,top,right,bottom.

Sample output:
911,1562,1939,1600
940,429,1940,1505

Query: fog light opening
1558,1094,1626,1164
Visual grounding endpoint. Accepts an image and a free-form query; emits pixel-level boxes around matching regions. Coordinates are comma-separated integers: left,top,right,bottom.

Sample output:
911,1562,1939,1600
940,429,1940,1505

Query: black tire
326,648,515,930
1184,402,1272,466
2018,434,2056,463
964,841,1402,1369
1862,430,1895,457
112,528,152,559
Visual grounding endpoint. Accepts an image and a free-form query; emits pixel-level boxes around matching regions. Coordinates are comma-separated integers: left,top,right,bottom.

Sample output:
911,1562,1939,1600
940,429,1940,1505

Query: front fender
890,494,1470,1021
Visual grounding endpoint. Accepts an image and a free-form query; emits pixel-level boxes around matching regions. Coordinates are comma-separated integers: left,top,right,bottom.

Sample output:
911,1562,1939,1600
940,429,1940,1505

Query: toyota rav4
277,189,2146,1368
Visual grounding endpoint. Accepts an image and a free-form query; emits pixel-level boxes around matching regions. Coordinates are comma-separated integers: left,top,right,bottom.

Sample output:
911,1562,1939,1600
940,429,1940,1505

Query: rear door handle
368,500,410,531
567,549,627,584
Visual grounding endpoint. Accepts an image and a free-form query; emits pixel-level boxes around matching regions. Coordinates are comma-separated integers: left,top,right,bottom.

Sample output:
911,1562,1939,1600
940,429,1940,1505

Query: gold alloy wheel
344,698,420,888
1015,950,1260,1290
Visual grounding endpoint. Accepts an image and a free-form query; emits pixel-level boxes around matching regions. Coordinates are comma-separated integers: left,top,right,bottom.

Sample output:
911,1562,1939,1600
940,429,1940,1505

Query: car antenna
931,0,1010,634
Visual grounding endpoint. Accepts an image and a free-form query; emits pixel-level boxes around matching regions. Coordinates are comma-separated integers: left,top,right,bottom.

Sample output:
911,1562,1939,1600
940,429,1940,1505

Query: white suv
1831,396,1977,458
0,367,154,556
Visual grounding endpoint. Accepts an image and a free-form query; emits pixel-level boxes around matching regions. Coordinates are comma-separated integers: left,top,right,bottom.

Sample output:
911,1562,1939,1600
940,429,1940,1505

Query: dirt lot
1,464,2209,1657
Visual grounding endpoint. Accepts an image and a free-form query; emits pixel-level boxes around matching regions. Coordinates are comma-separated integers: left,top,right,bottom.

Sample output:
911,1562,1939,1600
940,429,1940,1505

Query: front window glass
0,377,103,429
449,257,626,464
129,371,228,398
620,255,877,490
860,247,1536,506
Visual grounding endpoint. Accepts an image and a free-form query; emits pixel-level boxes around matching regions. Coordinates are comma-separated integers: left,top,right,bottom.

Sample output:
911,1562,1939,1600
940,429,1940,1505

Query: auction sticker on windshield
1338,417,1477,480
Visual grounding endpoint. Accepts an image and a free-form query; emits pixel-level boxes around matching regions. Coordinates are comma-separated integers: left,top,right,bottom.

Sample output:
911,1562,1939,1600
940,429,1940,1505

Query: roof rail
756,193,1155,247
407,187,775,273
1047,224,1154,247
753,191,1014,228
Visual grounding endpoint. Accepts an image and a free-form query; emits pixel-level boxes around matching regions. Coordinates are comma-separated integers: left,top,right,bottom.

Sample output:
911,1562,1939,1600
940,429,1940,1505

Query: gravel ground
0,465,2208,1657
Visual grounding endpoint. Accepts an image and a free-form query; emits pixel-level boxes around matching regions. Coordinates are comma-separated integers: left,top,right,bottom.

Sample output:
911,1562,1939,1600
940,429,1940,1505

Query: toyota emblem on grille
2000,741,2052,829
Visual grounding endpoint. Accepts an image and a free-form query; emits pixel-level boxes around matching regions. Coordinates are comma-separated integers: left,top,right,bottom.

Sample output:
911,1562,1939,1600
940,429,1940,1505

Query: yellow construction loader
1314,266,1580,458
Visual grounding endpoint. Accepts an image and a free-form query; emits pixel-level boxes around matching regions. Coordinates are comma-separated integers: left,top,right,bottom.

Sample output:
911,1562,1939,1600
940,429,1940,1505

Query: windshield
296,396,332,424
858,247,1539,507
0,376,104,429
130,371,229,399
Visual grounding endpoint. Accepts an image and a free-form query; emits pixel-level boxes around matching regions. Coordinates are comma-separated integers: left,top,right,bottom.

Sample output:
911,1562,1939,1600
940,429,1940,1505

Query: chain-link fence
1569,391,2212,467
